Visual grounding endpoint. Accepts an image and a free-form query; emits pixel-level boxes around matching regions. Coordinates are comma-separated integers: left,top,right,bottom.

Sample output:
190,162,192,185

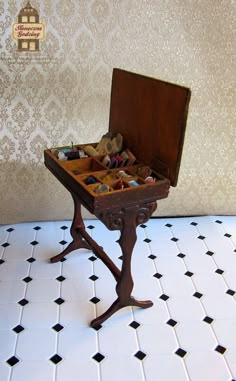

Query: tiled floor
0,216,236,381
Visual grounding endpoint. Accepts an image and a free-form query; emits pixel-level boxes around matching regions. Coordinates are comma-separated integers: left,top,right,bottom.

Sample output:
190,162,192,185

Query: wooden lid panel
108,69,191,186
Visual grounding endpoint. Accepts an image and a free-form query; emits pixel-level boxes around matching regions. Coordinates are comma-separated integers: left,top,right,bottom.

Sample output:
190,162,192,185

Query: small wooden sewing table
44,69,191,328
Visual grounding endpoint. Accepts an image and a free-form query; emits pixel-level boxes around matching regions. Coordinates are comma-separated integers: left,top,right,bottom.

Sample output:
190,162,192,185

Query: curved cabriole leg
90,206,153,328
50,192,91,263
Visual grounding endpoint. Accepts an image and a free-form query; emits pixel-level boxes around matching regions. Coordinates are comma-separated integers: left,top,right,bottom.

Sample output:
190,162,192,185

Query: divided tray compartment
60,157,106,175
128,164,166,183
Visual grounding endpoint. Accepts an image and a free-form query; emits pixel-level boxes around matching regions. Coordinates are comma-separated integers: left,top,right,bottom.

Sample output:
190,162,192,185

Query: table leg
90,205,153,328
50,192,91,263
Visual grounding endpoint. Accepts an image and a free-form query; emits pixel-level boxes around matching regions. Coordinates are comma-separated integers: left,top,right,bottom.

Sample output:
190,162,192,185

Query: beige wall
0,0,235,224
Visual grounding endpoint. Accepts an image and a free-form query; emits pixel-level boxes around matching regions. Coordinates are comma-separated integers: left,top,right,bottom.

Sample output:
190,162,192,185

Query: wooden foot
90,297,153,328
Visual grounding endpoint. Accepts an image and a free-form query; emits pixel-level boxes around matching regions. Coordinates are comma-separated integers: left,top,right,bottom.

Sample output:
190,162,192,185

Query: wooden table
44,68,191,328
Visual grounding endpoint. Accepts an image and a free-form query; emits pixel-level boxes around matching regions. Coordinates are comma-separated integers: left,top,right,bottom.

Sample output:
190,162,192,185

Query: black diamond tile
88,255,97,262
171,237,179,242
27,257,36,263
134,350,146,360
0,259,5,265
89,275,98,281
87,225,95,230
224,233,232,238
118,255,123,260
54,298,65,305
190,222,198,226
92,352,105,363
56,276,66,282
22,276,33,283
148,254,156,260
60,257,67,262
144,238,151,243
90,297,100,304
198,235,205,240
159,294,169,301
226,289,235,296
52,324,64,332
185,271,194,277
60,225,68,230
129,321,140,329
140,224,147,228
33,226,41,231
165,223,172,228
215,269,224,275
206,250,214,256
50,354,63,364
175,348,187,358
59,240,67,246
177,253,186,258
215,345,226,354
203,316,214,324
153,272,163,279
13,325,24,334
6,356,19,367
30,240,38,246
18,298,29,306
2,242,10,248
215,220,223,224
166,319,177,327
6,228,14,232
193,292,203,299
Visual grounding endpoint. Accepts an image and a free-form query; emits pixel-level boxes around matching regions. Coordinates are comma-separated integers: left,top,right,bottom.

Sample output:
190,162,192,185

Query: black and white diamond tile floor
0,216,236,381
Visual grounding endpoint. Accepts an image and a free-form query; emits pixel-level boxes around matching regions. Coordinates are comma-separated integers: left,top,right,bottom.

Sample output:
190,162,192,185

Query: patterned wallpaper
0,0,235,224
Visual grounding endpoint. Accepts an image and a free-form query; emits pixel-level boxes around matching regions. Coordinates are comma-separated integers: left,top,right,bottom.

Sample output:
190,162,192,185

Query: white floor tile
99,325,138,355
138,323,178,354
193,272,227,295
143,354,189,381
184,253,216,274
225,347,236,378
168,296,205,322
0,216,236,381
154,254,187,275
59,301,95,327
61,277,94,302
0,363,11,381
58,326,97,360
185,350,232,381
61,254,93,279
0,261,30,281
160,274,195,297
16,328,57,361
21,302,59,329
30,260,61,280
25,279,60,302
0,329,17,361
0,281,26,304
213,319,236,349
56,358,99,381
202,294,236,320
133,298,169,325
100,355,144,381
11,360,55,381
0,304,22,330
175,320,217,352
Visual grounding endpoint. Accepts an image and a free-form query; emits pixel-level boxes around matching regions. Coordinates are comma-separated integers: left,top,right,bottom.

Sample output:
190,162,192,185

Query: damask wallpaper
0,0,235,224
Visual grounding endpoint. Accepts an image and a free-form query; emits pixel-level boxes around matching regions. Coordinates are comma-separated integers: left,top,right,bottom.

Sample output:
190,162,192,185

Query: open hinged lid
108,69,191,186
